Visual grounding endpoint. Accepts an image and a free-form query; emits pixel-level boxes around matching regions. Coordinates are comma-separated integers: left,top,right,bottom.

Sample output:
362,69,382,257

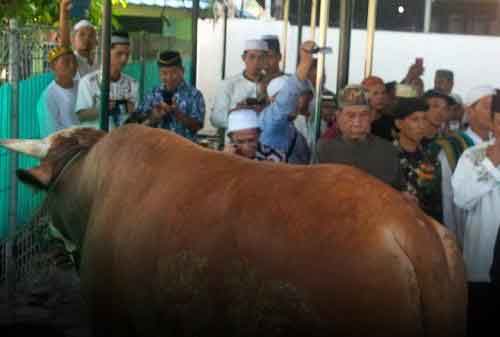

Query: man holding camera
128,50,205,141
75,31,138,130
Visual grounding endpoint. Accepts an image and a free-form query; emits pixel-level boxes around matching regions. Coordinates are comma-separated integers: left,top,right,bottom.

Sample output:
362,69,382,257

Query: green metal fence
0,58,193,241
0,84,12,239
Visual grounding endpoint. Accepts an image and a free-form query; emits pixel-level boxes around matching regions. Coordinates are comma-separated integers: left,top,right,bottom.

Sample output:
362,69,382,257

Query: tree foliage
0,0,127,26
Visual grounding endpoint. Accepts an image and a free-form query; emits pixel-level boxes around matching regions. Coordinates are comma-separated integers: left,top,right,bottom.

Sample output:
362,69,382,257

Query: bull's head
1,127,105,189
1,127,106,253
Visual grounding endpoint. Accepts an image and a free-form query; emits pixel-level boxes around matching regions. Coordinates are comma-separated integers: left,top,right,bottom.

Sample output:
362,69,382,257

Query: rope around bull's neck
48,150,84,193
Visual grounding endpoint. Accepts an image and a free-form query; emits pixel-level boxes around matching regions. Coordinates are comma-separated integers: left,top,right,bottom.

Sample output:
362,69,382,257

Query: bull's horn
0,139,50,158
1,127,85,159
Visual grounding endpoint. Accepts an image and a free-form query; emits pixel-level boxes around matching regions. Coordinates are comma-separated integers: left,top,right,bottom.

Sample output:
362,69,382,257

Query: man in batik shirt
129,50,205,141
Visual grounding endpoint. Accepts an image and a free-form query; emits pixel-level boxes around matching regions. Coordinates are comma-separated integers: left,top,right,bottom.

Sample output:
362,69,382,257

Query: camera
245,97,266,106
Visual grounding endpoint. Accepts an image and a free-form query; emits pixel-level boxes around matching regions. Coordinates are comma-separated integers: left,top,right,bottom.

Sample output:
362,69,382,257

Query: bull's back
80,125,466,337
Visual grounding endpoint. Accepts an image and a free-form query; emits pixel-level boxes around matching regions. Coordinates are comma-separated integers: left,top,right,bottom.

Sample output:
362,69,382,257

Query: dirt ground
0,253,91,337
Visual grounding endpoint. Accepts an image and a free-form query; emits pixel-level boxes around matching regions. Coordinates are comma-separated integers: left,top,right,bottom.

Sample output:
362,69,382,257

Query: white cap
73,20,95,32
227,109,261,134
465,85,495,106
244,39,268,52
266,75,289,97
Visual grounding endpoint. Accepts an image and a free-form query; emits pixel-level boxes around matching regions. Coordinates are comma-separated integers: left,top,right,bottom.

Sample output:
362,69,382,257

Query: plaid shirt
135,81,205,141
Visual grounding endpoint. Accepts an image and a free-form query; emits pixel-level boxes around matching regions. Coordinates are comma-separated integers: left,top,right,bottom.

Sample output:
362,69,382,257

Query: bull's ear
16,162,53,190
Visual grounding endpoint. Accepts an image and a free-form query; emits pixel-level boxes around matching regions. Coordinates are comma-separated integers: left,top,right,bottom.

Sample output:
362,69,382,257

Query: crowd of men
36,0,500,335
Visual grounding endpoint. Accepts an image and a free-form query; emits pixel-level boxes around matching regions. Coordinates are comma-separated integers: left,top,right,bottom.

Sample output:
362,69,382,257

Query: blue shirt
136,81,205,141
259,75,308,153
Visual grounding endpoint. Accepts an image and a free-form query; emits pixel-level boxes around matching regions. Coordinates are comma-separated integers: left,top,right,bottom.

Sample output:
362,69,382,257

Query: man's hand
61,0,72,13
59,0,72,48
404,63,424,83
150,102,168,123
486,143,500,166
297,41,316,81
109,100,116,111
149,99,176,123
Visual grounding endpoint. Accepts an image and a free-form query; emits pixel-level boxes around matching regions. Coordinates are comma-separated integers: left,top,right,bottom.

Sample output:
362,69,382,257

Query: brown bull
1,124,466,337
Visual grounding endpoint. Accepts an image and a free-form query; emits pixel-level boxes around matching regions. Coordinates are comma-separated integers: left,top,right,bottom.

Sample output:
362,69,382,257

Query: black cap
157,50,183,68
111,31,130,46
261,35,281,54
423,89,456,106
435,69,454,81
394,98,429,120
385,81,397,92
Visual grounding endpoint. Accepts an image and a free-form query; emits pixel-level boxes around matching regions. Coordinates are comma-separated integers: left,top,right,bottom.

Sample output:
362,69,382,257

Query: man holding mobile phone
223,109,285,162
402,57,425,97
127,50,205,141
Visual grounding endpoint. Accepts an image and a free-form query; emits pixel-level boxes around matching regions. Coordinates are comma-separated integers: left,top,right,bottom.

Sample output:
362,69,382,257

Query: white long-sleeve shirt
210,73,260,130
441,128,488,248
452,140,500,282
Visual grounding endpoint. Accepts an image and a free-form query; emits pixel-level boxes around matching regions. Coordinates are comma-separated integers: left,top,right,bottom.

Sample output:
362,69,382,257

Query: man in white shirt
463,85,495,145
37,46,80,137
75,32,138,130
429,86,494,248
210,39,268,135
59,0,99,78
452,92,500,334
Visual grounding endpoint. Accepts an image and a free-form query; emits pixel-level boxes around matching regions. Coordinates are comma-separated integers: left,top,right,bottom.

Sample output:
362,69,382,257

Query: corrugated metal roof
126,0,210,9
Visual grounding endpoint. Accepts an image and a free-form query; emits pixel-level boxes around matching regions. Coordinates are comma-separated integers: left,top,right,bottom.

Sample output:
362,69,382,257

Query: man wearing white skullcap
463,85,495,146
75,31,138,130
59,0,98,78
451,93,500,329
210,38,269,141
224,109,285,162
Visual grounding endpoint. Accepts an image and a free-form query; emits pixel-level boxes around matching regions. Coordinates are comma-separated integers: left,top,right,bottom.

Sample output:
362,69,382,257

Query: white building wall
196,18,500,133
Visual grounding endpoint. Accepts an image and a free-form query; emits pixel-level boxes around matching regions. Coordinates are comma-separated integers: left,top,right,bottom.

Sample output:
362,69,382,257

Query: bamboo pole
424,0,432,33
337,0,352,92
310,0,331,163
221,3,228,79
364,0,377,77
281,0,290,71
191,0,200,86
296,0,304,66
310,0,318,40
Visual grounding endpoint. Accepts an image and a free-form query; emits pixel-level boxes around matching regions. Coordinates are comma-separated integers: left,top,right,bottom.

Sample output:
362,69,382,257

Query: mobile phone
70,0,91,20
310,47,333,55
162,91,174,105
